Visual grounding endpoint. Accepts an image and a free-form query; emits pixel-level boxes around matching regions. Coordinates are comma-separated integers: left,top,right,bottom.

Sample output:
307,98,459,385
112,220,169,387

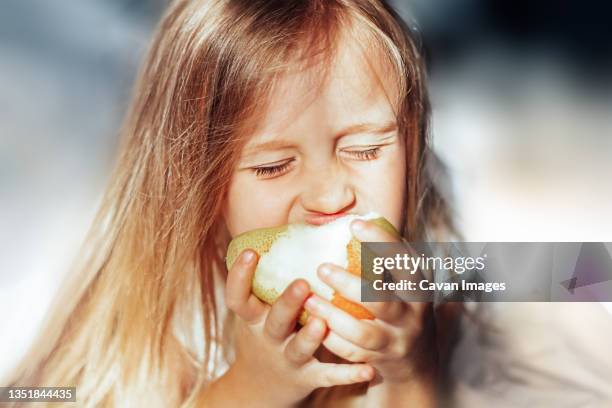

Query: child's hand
304,220,436,383
224,249,375,407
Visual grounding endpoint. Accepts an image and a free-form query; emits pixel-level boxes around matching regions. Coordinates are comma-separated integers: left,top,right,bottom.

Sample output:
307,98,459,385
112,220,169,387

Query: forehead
246,32,399,143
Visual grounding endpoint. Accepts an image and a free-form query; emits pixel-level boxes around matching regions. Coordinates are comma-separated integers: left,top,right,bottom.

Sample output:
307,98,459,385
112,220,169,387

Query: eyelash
253,159,295,177
345,147,381,161
251,147,382,178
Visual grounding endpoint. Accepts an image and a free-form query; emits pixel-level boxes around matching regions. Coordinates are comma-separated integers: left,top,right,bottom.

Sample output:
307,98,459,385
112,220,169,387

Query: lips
304,212,352,226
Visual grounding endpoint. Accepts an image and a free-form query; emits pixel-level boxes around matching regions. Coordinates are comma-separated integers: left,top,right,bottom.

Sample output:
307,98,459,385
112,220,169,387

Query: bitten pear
226,213,399,324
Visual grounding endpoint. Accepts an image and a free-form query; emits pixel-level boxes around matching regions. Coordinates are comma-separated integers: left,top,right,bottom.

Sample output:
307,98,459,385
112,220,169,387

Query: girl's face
223,42,406,237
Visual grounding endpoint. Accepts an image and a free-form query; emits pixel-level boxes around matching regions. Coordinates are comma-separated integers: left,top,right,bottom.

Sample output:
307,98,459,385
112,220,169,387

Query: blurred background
1,0,611,403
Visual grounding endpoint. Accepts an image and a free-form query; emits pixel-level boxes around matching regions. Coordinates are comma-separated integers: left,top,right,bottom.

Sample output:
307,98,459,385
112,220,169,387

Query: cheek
353,148,406,227
224,173,293,237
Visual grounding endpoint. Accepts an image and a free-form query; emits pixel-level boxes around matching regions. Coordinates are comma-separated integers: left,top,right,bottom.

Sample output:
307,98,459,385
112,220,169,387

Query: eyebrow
243,120,398,155
241,140,295,157
334,120,398,138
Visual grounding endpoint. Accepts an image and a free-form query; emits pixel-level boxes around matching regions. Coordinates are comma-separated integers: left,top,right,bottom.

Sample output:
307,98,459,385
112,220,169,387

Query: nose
300,164,356,219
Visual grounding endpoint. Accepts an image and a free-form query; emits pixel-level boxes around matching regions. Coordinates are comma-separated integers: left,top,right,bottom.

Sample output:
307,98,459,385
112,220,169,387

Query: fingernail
351,220,366,232
305,296,320,312
361,368,373,380
318,264,332,278
242,250,256,263
292,280,308,297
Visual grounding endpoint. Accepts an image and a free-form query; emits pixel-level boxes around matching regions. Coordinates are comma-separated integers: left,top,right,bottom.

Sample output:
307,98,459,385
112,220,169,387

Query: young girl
8,0,456,406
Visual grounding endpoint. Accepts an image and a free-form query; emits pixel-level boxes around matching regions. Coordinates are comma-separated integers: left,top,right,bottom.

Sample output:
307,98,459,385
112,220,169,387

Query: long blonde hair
7,0,455,406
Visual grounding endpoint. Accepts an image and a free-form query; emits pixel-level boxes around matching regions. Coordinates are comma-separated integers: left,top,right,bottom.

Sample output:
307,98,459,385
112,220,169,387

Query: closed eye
342,147,381,161
251,158,295,178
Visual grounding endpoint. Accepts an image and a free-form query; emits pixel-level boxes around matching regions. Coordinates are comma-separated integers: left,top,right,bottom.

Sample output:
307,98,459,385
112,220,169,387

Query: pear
225,213,399,324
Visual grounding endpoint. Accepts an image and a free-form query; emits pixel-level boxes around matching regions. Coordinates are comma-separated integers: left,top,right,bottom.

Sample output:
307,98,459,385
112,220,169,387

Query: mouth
304,212,352,226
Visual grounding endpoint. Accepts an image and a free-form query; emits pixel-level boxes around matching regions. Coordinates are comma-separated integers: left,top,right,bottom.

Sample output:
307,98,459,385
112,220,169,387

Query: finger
322,330,376,363
304,295,389,351
310,362,375,388
317,263,406,322
225,249,267,323
318,263,361,301
350,219,399,243
284,317,327,365
264,279,310,341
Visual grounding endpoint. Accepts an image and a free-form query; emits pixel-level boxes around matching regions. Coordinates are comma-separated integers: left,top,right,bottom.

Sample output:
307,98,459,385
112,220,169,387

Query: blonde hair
7,0,454,406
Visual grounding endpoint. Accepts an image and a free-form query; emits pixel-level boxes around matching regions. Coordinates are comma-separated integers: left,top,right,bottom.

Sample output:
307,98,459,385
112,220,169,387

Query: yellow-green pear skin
372,217,401,238
225,225,288,306
226,225,287,270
